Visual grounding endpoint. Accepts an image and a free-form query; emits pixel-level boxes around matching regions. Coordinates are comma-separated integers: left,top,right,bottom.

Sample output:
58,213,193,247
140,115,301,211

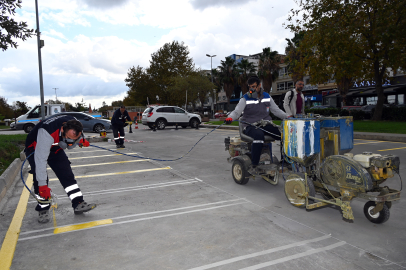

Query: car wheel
94,124,104,133
190,118,200,129
24,124,35,133
156,119,166,130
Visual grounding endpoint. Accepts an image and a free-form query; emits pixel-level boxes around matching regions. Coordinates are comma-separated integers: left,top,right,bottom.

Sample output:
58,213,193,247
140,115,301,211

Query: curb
0,158,22,203
199,124,405,142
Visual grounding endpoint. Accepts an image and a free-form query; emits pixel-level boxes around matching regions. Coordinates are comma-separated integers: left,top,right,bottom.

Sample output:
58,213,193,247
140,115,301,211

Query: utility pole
53,88,59,101
35,0,45,120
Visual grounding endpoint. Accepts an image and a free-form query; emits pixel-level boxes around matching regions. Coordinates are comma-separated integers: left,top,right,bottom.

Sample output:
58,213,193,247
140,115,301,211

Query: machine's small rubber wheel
364,201,390,224
156,119,166,130
232,159,249,185
284,173,315,208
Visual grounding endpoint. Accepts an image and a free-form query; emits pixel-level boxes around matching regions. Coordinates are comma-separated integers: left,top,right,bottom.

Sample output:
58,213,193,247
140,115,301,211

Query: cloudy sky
1,0,298,109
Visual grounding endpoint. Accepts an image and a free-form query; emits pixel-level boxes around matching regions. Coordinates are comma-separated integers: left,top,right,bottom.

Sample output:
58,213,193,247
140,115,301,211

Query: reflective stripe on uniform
261,98,271,102
253,140,264,143
246,100,259,105
120,136,125,139
69,191,83,200
38,203,50,208
65,184,79,193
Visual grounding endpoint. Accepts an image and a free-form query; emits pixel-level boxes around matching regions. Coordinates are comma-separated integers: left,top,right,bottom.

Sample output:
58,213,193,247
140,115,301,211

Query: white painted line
47,159,149,170
28,179,200,203
69,153,138,160
188,234,332,270
238,241,346,270
19,199,247,239
49,166,171,181
67,149,112,154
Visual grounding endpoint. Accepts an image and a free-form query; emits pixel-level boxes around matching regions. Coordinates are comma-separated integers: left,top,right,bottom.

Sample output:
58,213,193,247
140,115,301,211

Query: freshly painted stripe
354,141,384,145
49,166,171,181
238,241,346,270
47,159,149,170
69,153,138,159
54,219,113,234
0,175,33,270
28,179,198,204
67,149,112,154
378,147,406,151
19,200,247,240
21,199,244,236
188,234,332,270
65,184,79,193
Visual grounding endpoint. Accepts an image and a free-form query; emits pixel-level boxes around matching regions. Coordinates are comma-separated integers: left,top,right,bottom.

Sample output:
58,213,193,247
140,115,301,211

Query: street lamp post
206,54,216,119
35,0,45,120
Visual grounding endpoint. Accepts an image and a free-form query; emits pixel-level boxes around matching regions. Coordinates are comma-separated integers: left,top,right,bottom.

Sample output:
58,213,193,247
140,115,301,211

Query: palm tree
218,57,238,107
236,59,257,95
257,47,281,93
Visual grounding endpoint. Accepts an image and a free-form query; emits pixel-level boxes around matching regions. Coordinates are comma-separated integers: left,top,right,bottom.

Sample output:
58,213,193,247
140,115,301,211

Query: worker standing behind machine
25,115,96,223
111,105,131,148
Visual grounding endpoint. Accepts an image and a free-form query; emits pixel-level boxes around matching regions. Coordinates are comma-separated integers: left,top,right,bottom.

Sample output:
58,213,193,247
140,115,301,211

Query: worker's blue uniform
111,108,131,146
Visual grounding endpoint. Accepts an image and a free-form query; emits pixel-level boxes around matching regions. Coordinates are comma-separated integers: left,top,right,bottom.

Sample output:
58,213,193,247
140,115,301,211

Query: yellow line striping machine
225,116,402,224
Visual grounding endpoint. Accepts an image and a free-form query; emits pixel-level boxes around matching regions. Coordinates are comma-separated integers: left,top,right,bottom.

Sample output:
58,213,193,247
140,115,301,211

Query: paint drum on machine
282,118,321,166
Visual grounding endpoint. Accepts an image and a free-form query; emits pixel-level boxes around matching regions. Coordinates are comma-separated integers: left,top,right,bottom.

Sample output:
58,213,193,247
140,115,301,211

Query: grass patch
205,120,405,134
0,134,27,175
0,125,11,129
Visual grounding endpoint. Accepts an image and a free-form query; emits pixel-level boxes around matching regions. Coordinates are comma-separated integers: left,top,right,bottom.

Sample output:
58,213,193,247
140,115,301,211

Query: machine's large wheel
232,159,249,185
363,201,390,224
284,173,315,208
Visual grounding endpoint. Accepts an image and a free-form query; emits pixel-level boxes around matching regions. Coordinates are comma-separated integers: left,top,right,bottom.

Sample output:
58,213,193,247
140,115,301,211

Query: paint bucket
108,139,111,143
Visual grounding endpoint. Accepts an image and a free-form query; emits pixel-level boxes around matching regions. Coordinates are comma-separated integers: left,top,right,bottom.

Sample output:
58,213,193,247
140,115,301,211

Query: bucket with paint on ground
108,139,112,143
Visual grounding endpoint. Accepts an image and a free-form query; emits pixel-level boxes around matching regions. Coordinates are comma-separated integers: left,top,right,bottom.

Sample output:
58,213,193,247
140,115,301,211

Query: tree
111,100,123,107
218,56,238,107
124,65,159,106
236,59,257,95
285,32,307,83
1,0,33,51
12,100,29,116
147,41,195,104
286,0,406,120
168,71,215,111
257,47,281,93
0,96,13,118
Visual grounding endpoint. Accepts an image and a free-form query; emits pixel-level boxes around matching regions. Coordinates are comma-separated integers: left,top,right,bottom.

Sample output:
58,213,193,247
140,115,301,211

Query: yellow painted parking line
354,141,385,145
47,159,149,170
0,175,33,270
378,147,406,151
54,219,113,234
49,167,171,181
69,153,137,160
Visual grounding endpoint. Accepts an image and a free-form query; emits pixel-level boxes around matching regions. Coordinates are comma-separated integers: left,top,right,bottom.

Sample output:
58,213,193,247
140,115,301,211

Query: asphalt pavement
0,124,405,269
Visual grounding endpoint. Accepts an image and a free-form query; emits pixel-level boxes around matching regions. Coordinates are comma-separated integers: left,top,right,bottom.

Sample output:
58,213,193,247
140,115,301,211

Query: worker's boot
38,210,50,223
74,201,97,215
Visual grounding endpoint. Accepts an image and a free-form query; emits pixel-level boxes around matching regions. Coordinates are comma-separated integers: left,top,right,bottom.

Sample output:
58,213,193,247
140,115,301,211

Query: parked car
142,106,201,130
55,112,112,133
214,112,227,118
10,121,15,129
341,106,362,111
310,105,335,109
360,104,389,118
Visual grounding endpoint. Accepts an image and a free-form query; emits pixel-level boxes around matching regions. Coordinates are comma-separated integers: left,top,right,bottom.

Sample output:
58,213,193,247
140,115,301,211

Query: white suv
142,106,201,130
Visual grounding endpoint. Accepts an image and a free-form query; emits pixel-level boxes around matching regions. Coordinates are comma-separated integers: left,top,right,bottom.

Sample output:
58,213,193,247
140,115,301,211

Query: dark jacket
111,108,130,127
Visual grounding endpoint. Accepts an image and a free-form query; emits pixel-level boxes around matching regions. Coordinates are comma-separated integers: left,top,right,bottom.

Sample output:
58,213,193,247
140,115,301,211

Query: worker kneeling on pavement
225,75,290,175
111,105,131,148
25,115,96,223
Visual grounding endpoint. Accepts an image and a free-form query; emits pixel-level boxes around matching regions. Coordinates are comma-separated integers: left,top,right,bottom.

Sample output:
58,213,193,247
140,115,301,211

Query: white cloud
2,0,298,110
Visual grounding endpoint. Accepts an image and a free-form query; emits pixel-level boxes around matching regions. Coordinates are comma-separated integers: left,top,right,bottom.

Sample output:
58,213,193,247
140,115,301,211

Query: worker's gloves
39,185,51,199
224,118,233,125
79,138,90,147
123,123,128,127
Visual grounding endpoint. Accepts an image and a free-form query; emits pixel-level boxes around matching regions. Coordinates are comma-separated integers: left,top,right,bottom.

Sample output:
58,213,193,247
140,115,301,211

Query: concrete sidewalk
200,124,406,142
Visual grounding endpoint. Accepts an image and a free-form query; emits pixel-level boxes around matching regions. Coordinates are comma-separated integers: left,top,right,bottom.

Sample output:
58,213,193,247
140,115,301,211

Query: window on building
366,96,378,105
305,78,310,84
388,95,396,105
277,82,285,91
399,94,404,104
278,67,288,77
287,81,294,90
